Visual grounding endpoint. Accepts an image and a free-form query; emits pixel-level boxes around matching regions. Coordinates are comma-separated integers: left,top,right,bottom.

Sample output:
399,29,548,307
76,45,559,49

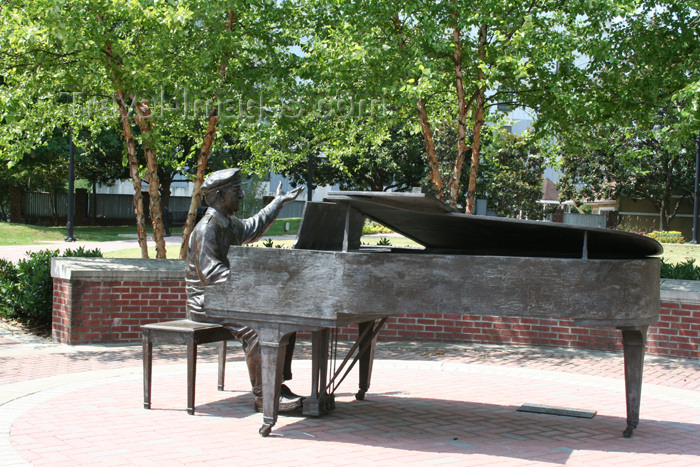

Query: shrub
647,230,685,243
362,220,393,235
578,204,592,214
660,258,700,281
0,258,19,318
615,222,647,236
2,247,102,329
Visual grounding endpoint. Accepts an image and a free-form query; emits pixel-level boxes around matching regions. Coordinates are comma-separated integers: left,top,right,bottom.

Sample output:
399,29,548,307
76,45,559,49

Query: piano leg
258,326,295,437
303,328,331,416
356,320,378,400
620,326,647,438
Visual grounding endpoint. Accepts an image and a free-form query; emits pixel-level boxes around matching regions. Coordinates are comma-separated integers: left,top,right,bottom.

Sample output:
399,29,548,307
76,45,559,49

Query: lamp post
65,128,76,242
693,131,700,244
306,153,314,202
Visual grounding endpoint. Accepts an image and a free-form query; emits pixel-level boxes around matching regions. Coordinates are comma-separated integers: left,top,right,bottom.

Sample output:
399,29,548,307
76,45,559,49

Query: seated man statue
185,168,305,412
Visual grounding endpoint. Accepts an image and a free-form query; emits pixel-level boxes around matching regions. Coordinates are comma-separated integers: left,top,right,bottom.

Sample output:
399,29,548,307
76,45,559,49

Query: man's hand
275,182,305,202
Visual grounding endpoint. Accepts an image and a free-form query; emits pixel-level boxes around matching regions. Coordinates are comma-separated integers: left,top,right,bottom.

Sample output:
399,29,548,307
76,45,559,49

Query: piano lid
324,191,663,259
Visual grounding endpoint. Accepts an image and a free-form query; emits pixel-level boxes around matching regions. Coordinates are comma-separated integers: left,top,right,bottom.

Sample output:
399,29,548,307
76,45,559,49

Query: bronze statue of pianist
185,168,305,412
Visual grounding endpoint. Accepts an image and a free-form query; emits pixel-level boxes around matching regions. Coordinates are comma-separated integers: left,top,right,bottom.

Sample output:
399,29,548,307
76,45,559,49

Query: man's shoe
280,384,302,399
254,385,304,413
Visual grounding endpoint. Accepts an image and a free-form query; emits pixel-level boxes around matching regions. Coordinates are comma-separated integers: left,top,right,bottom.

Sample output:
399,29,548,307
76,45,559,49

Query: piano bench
141,319,234,415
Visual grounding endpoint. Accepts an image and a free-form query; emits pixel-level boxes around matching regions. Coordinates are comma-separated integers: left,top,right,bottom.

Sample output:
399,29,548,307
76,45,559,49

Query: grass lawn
0,218,301,246
104,244,183,259
102,241,299,258
4,219,699,265
262,218,302,236
101,234,421,258
658,243,700,264
0,223,153,245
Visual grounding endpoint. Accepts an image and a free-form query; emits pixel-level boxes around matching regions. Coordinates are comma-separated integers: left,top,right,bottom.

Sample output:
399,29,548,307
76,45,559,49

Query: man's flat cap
201,168,243,195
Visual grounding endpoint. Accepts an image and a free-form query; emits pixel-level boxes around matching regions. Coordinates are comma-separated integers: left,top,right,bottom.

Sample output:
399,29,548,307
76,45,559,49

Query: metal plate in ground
517,403,597,419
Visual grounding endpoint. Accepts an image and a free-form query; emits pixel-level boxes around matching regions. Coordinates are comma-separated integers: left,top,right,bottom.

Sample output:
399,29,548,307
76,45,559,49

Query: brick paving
1,323,700,466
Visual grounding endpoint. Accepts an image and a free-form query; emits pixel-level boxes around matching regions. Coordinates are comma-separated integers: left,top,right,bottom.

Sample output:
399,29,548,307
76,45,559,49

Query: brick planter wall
311,302,699,359
53,277,186,344
52,258,700,358
51,258,187,345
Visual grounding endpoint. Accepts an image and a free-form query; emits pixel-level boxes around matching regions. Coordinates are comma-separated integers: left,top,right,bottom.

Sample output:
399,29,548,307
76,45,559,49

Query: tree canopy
0,0,302,256
541,1,699,230
1,0,698,236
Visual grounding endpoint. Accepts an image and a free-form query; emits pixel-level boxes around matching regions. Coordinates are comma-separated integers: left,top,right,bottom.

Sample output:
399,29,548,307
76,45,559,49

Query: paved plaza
1,323,699,466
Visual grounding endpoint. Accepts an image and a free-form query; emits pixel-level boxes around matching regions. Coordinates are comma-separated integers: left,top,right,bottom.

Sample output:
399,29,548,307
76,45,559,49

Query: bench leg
218,341,227,391
142,333,152,409
187,339,197,415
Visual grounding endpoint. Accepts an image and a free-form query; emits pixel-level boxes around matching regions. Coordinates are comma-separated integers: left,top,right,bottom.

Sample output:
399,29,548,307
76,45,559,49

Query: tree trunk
179,110,219,259
115,89,149,258
466,25,488,215
667,197,684,231
466,90,485,214
447,6,468,208
659,199,667,231
179,10,235,260
391,14,443,200
160,175,173,213
100,18,149,256
134,99,167,259
50,187,58,226
416,99,443,200
91,180,97,226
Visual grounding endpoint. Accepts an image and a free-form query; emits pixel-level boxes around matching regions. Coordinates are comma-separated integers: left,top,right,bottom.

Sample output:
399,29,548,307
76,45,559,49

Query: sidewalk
1,323,699,466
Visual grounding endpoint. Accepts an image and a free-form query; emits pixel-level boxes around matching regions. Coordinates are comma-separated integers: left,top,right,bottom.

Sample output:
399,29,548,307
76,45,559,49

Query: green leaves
2,0,697,218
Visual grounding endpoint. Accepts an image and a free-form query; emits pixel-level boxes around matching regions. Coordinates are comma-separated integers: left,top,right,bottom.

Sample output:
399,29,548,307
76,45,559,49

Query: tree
13,128,71,226
557,115,696,231
0,1,300,260
477,130,545,219
299,0,621,212
0,1,184,257
338,127,426,192
538,1,699,230
273,126,426,193
152,2,301,259
0,171,12,221
76,127,129,225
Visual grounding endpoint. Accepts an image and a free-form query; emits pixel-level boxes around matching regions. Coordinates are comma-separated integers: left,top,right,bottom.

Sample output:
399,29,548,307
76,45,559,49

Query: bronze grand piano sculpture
203,191,662,437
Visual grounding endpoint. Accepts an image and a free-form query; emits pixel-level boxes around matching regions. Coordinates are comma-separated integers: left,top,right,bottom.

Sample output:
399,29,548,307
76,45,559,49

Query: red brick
413,318,433,326
479,316,500,322
673,309,693,317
